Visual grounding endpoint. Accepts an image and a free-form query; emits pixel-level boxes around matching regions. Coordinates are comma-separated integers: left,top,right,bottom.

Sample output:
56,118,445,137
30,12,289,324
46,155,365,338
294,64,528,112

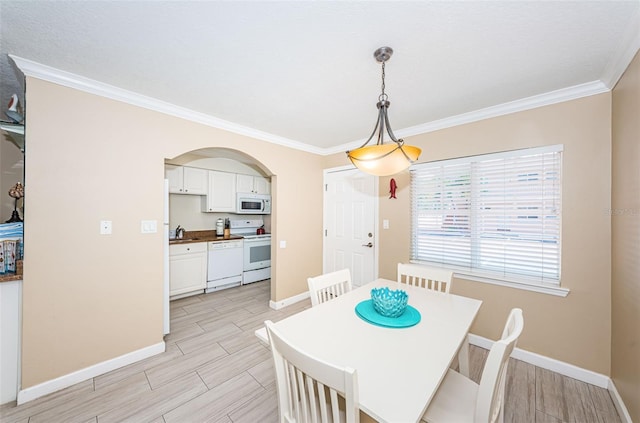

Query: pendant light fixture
347,46,421,176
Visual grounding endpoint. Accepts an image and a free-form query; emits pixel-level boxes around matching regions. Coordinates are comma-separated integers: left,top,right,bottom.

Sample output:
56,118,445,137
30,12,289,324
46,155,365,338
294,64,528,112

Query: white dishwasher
207,239,243,293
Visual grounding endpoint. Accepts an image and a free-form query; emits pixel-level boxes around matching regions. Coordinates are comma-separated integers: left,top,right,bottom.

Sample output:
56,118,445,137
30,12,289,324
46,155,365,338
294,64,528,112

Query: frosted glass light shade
348,143,421,176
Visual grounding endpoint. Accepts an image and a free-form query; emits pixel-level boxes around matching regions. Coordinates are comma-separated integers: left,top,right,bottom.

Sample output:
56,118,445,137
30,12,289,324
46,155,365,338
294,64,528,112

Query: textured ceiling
1,1,639,153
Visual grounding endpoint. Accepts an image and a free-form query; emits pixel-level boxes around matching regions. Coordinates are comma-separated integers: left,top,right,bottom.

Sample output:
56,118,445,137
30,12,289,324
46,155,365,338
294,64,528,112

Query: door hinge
325,229,327,236
325,184,328,191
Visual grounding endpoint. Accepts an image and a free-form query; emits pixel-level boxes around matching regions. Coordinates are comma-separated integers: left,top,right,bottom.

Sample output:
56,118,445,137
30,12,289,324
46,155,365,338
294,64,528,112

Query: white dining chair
308,268,352,307
422,308,524,423
265,320,360,423
397,263,453,294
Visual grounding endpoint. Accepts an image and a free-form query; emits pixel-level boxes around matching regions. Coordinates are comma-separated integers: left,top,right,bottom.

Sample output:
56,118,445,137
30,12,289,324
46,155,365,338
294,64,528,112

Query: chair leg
458,334,470,377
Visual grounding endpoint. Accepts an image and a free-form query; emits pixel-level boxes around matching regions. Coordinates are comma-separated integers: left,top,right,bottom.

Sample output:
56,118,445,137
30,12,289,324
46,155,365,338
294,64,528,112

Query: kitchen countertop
169,229,244,245
0,260,23,283
0,274,22,283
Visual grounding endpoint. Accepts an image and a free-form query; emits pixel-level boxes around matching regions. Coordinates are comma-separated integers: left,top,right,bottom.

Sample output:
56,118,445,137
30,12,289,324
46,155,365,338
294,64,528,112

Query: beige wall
327,94,613,374
611,50,640,422
21,78,323,388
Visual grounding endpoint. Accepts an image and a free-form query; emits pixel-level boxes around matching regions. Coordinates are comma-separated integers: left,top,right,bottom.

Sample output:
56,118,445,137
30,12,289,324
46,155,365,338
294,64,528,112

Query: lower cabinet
0,279,21,405
169,243,207,297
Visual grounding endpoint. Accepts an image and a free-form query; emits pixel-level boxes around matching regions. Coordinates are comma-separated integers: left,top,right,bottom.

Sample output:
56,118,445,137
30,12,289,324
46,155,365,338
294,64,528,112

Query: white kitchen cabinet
0,280,21,405
236,174,270,195
169,243,207,297
202,170,236,212
165,165,207,195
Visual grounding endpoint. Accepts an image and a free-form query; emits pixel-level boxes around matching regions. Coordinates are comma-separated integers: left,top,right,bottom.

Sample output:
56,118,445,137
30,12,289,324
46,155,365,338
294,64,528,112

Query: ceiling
1,1,639,154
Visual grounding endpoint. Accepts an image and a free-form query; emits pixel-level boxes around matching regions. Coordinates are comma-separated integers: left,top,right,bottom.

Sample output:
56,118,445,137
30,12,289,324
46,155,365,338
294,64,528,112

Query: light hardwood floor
1,280,621,423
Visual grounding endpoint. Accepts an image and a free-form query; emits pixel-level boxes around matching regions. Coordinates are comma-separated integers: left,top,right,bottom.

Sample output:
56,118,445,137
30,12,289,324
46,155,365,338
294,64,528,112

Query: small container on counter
216,218,224,236
223,218,230,239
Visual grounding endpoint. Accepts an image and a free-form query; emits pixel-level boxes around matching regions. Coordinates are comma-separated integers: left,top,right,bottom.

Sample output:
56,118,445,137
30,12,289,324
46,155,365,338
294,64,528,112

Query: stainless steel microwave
236,193,271,214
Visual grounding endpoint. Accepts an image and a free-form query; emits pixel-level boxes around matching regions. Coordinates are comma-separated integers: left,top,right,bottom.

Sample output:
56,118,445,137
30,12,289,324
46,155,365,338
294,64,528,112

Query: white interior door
324,168,377,287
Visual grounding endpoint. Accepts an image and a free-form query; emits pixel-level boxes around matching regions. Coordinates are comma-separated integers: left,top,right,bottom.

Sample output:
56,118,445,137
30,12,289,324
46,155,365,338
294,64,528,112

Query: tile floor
0,280,622,422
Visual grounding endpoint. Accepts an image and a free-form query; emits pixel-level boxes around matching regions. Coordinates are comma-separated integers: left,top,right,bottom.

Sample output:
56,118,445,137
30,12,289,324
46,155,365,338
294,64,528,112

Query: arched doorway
163,147,274,335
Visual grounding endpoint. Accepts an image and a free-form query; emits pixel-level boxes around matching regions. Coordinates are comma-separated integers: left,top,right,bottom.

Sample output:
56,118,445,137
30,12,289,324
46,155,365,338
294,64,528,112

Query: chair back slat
308,269,353,306
475,308,524,423
266,320,360,423
397,263,453,293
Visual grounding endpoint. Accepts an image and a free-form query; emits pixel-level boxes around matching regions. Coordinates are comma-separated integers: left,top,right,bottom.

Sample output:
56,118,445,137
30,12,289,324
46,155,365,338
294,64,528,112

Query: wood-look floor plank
197,343,271,389
182,293,235,314
145,342,228,389
587,383,622,423
536,367,568,421
218,327,267,354
0,379,95,423
504,358,536,423
170,295,203,309
97,372,207,423
168,307,188,318
562,376,601,422
196,309,254,332
226,386,278,423
213,297,266,315
162,373,264,423
94,343,183,391
162,322,205,345
0,416,28,423
535,409,564,423
232,309,285,332
468,344,488,384
169,307,223,329
246,357,276,388
176,321,242,355
29,372,150,423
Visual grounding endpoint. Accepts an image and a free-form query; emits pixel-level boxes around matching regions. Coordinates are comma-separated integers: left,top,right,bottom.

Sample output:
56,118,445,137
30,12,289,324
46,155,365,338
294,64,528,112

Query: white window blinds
410,145,562,286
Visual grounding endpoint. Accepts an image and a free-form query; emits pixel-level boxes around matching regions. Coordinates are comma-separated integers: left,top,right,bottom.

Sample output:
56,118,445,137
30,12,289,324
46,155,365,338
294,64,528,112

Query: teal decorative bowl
371,287,408,318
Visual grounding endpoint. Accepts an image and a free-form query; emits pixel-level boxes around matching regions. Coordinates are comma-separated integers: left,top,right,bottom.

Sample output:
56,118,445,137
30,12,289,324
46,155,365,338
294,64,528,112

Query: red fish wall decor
389,178,397,199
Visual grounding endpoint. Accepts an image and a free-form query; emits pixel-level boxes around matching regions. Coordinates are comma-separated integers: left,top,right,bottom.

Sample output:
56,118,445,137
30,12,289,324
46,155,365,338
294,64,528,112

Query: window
410,145,562,288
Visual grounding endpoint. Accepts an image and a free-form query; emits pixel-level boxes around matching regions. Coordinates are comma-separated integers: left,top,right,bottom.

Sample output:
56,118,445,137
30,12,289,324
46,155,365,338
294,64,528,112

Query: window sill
454,273,570,297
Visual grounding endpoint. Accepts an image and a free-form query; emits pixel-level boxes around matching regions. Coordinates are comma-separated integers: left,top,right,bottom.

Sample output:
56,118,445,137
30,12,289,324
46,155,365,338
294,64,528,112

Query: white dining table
261,278,482,423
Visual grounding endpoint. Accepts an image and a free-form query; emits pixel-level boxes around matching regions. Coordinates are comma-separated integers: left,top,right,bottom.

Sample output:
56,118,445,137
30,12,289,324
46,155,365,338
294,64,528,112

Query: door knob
362,242,373,248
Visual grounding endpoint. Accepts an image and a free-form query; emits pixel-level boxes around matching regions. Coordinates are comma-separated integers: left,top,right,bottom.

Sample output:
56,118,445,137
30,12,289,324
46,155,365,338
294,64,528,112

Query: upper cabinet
165,165,208,195
202,171,236,212
237,174,271,195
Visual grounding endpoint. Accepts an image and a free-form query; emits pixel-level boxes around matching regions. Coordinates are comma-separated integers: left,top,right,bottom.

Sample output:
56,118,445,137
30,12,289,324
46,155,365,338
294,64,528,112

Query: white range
230,219,271,284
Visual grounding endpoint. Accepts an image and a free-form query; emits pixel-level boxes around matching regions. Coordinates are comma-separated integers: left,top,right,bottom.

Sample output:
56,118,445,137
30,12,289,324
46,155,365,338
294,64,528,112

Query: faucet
175,225,185,239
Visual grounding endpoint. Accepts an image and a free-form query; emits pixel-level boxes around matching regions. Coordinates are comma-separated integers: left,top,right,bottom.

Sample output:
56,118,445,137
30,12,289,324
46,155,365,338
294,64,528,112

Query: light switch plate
383,219,389,229
279,240,286,248
141,220,158,233
100,220,112,235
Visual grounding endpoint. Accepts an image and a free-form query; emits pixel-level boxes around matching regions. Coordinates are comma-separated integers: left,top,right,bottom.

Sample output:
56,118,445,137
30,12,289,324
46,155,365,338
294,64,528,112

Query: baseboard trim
468,334,610,388
17,341,165,405
608,378,633,423
269,290,310,310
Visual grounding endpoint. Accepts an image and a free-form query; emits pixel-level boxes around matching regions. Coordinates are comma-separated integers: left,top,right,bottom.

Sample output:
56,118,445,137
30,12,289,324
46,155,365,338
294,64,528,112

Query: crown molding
601,7,640,89
9,55,325,155
331,80,609,156
10,54,615,159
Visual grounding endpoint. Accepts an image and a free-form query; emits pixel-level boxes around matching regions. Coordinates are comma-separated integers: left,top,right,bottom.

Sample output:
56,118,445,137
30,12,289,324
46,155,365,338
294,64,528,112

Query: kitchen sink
171,237,200,242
